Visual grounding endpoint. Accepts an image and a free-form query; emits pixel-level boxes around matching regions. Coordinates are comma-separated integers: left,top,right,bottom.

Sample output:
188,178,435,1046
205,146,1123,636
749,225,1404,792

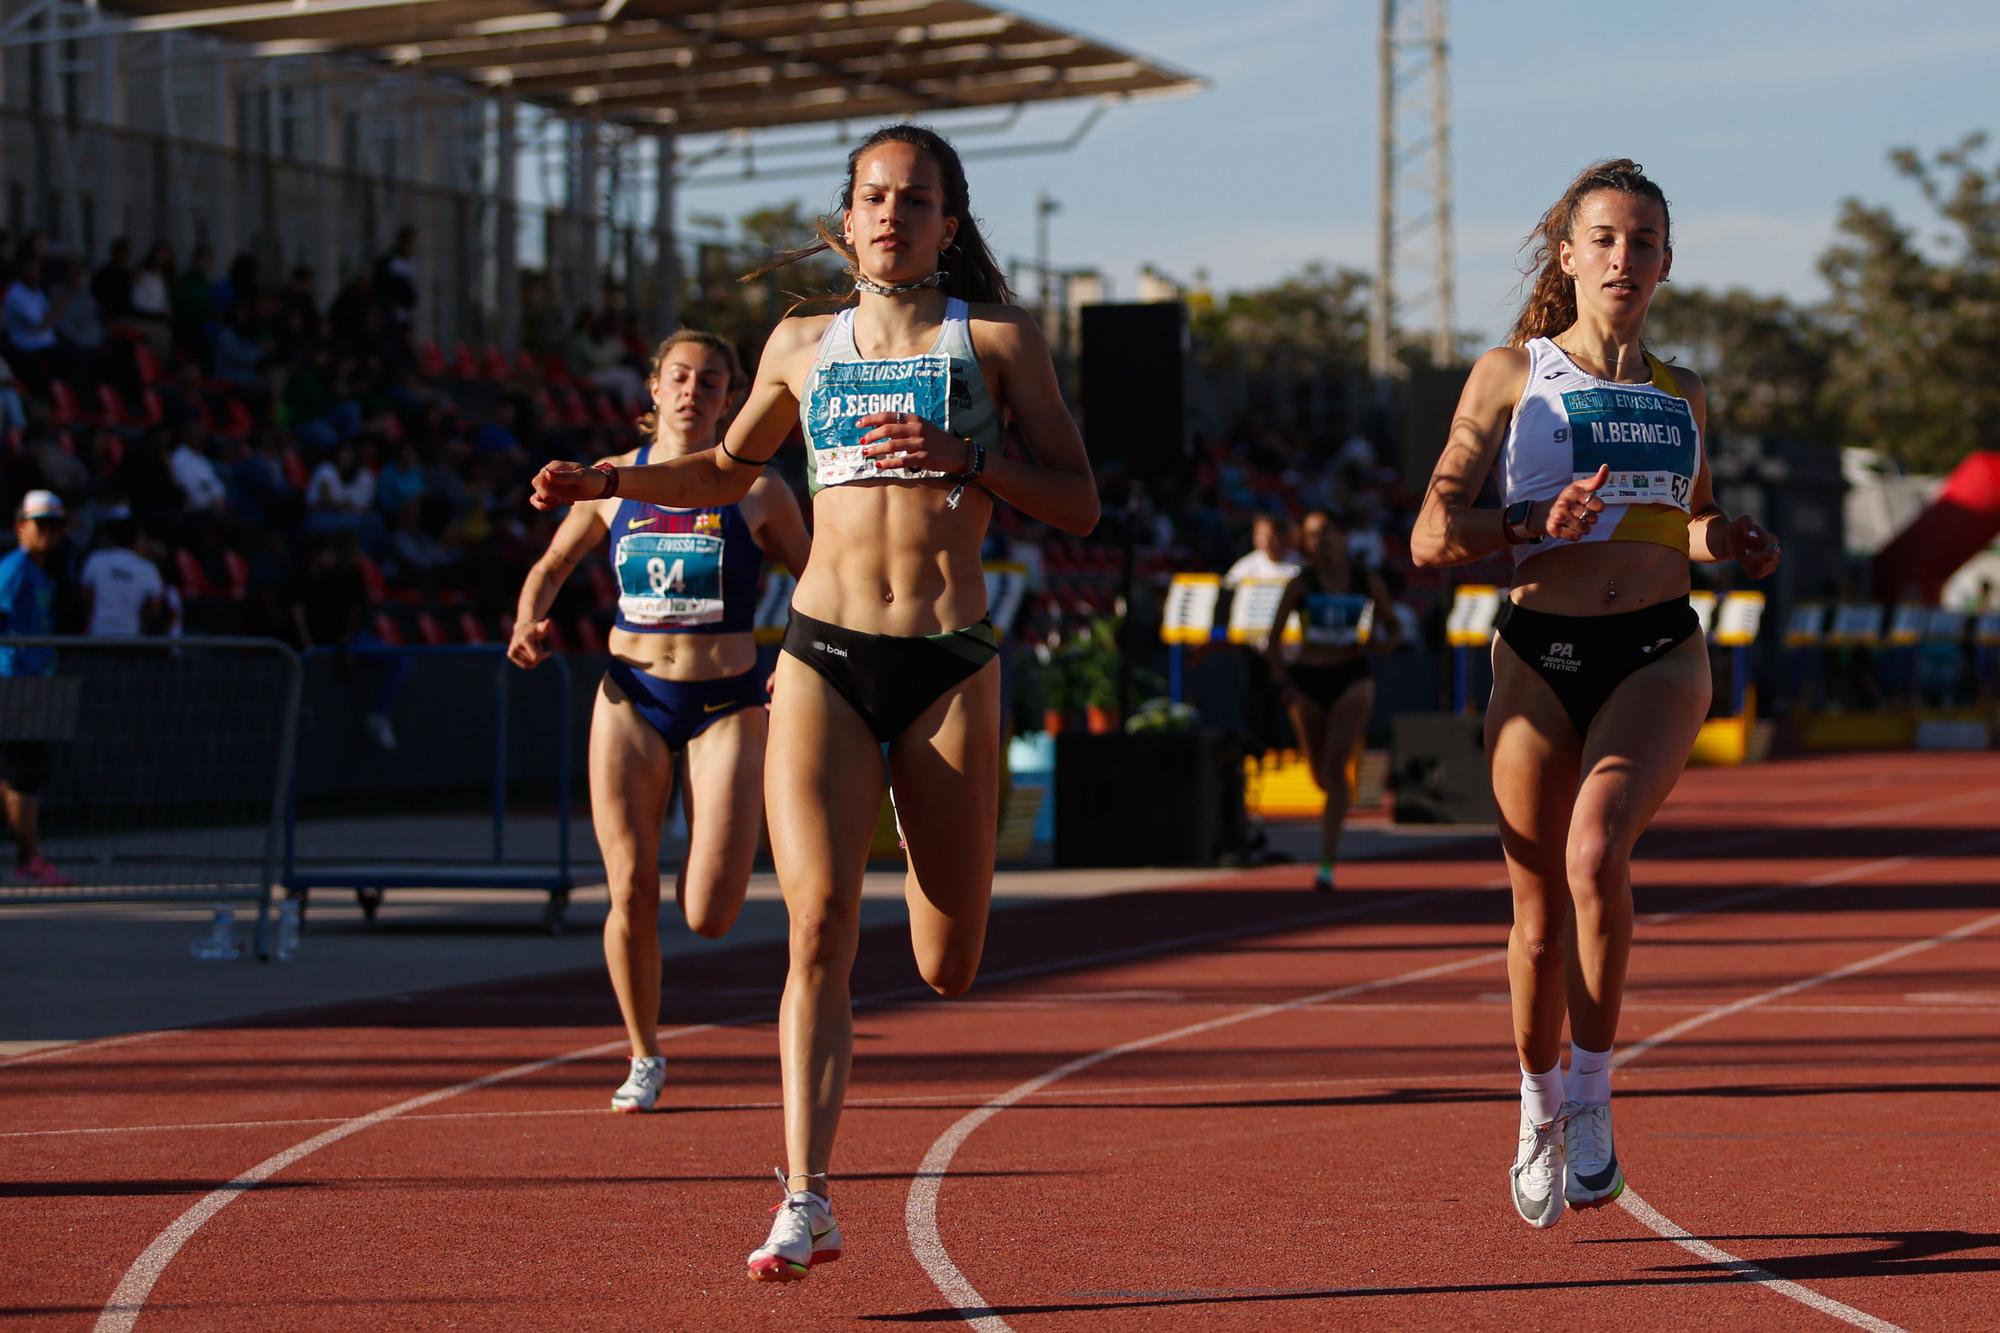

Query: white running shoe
1509,1109,1567,1229
746,1168,843,1283
1561,1100,1624,1208
610,1056,665,1113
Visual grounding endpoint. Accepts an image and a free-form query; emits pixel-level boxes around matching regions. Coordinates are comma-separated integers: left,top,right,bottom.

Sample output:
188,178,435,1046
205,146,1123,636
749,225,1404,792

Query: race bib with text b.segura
615,531,725,626
806,354,953,488
1562,387,1697,510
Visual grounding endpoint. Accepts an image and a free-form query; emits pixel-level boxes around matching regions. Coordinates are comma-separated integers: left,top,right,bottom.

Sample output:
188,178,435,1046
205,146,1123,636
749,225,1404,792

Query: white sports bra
1500,337,1701,564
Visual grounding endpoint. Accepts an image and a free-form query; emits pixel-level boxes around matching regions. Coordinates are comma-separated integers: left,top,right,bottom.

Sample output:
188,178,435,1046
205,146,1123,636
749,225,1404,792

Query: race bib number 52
1562,388,1698,510
806,354,952,488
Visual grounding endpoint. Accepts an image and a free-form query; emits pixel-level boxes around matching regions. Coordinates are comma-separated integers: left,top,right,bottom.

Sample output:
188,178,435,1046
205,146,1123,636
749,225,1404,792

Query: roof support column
575,113,599,318
653,130,678,335
495,92,519,354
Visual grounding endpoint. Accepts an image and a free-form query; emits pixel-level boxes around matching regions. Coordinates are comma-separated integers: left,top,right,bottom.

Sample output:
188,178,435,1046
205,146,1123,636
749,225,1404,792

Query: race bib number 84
615,532,724,626
806,354,952,488
1562,388,1697,510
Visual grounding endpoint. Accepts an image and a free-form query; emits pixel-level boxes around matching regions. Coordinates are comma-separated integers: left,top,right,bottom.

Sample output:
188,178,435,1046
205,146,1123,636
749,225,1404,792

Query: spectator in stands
52,261,110,387
115,428,182,536
81,508,172,637
568,308,646,407
0,352,23,436
126,242,174,357
170,422,230,518
327,268,377,359
92,239,134,321
212,300,271,398
2,253,66,394
375,439,427,516
170,244,216,354
373,226,419,332
285,344,364,451
1223,512,1301,589
473,398,526,468
214,253,261,322
226,428,294,531
240,529,293,641
274,265,320,360
304,439,378,538
387,498,454,583
0,489,73,885
293,531,406,749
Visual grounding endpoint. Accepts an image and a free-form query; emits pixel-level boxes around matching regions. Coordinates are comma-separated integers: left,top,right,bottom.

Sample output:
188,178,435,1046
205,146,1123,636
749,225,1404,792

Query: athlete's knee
917,945,981,998
788,903,859,970
1510,920,1561,971
1566,835,1629,904
606,872,663,921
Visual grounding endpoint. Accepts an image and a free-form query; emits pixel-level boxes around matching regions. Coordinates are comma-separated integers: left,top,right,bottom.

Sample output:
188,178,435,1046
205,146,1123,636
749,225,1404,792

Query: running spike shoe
1509,1108,1567,1229
610,1056,665,1113
1561,1100,1625,1208
747,1168,843,1283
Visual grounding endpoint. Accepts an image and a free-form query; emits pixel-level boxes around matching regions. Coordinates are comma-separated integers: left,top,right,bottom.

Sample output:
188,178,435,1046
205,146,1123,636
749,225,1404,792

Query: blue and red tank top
607,444,762,634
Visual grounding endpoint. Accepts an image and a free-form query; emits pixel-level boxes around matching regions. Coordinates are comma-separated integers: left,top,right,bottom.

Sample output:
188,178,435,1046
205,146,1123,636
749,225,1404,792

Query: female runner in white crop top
1411,160,1780,1231
532,124,1098,1281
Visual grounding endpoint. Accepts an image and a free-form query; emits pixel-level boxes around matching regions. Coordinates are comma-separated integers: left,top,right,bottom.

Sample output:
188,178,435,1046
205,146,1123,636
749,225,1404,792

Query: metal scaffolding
1369,0,1455,379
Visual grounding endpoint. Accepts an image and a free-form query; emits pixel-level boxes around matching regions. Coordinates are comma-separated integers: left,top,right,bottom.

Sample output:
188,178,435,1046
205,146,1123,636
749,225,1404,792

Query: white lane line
91,883,1460,1329
0,1030,175,1071
1609,907,2000,1333
1617,1192,1904,1333
1641,829,2000,926
907,814,2000,1327
906,948,1508,1331
90,1027,694,1333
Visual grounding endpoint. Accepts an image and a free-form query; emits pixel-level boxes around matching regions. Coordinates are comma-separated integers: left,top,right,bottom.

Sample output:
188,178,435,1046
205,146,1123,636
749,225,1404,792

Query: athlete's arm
1679,371,1781,576
1410,348,1527,566
1266,575,1305,690
1366,571,1402,651
978,309,1099,536
510,476,612,668
743,472,812,577
531,321,814,512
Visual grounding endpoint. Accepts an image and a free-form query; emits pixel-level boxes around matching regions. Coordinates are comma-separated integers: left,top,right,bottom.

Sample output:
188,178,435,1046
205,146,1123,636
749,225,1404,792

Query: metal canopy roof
96,0,1205,134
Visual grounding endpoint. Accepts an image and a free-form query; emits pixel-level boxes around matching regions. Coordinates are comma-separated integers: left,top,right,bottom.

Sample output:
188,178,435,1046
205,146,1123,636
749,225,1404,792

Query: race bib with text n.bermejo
1562,387,1697,510
614,531,725,626
806,354,953,487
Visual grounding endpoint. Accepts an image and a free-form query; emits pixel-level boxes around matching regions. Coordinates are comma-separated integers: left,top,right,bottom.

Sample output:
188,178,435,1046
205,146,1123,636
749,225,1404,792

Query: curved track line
908,825,1998,1328
91,1028,683,1333
906,948,1507,1330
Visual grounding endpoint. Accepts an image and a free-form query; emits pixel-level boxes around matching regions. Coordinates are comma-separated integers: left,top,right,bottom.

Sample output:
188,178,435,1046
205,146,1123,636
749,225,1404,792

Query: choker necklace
854,271,945,296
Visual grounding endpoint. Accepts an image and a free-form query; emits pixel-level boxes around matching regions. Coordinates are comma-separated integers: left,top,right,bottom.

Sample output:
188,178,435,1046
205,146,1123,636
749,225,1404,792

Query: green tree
1190,261,1371,372
682,201,847,358
1819,133,2000,472
1646,286,1833,440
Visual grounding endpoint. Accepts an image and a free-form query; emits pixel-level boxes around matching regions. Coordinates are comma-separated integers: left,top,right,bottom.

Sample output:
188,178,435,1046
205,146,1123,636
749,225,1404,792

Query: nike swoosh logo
702,700,737,713
1639,637,1674,654
628,518,654,530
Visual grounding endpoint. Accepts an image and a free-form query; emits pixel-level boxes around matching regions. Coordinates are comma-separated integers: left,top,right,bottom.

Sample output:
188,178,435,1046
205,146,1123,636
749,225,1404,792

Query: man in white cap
0,489,72,884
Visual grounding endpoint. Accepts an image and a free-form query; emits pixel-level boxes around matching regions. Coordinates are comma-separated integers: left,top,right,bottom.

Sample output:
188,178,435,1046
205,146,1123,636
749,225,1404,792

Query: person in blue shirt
0,490,73,885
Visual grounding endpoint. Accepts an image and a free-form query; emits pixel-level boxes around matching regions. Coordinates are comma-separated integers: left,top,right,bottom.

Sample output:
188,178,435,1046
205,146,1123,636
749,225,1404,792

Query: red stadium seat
355,554,388,602
49,380,86,429
541,619,573,654
585,562,617,605
558,387,591,430
220,550,249,600
132,341,163,386
281,446,310,491
371,611,406,646
450,342,479,380
174,549,216,597
96,385,138,430
418,341,446,377
591,391,625,430
415,611,450,646
543,356,573,388
138,389,166,428
458,611,490,645
515,350,543,380
216,396,254,440
482,346,511,381
93,432,126,480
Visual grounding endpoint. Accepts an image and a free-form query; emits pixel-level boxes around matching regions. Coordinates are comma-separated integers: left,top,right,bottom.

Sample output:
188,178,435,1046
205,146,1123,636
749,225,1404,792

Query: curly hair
635,328,747,440
745,123,1015,311
1508,159,1671,347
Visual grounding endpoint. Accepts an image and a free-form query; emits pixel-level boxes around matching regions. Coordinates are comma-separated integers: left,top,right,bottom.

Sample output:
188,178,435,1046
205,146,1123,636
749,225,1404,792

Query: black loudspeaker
1390,712,1498,824
1054,731,1243,866
1080,302,1189,471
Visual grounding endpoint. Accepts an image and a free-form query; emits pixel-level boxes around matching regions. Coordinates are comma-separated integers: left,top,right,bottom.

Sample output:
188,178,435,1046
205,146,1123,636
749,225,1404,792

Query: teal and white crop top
798,297,1003,498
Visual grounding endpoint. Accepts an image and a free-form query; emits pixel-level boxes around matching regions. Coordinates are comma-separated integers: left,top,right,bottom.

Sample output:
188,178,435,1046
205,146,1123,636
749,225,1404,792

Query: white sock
1520,1061,1565,1127
1569,1041,1613,1106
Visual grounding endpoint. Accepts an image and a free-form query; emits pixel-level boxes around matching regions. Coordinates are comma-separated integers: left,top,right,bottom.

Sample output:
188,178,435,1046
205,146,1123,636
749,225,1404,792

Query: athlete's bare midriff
790,483,992,635
1507,539,1691,616
607,625,757,682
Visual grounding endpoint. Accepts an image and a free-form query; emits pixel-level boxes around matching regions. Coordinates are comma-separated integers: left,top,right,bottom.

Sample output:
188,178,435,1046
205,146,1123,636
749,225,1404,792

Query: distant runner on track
1410,159,1781,1229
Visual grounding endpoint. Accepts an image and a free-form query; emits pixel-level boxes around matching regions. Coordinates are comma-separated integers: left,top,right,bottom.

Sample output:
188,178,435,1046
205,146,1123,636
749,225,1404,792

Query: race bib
614,531,724,626
1302,593,1373,648
805,354,952,488
1562,387,1697,510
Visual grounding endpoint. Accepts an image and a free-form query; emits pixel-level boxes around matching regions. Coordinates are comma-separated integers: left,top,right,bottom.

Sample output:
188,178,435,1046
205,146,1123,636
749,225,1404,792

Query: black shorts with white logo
1495,595,1701,740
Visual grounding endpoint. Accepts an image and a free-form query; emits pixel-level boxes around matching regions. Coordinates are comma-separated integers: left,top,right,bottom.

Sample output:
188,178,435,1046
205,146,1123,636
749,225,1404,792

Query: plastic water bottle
274,898,302,962
190,903,242,961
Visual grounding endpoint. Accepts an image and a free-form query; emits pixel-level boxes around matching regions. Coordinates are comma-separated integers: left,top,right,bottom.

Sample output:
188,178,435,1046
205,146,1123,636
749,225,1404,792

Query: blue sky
680,0,1998,344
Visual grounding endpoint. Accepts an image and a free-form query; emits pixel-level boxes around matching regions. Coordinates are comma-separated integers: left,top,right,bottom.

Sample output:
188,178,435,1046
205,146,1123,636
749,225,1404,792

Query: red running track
3,752,1998,1330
